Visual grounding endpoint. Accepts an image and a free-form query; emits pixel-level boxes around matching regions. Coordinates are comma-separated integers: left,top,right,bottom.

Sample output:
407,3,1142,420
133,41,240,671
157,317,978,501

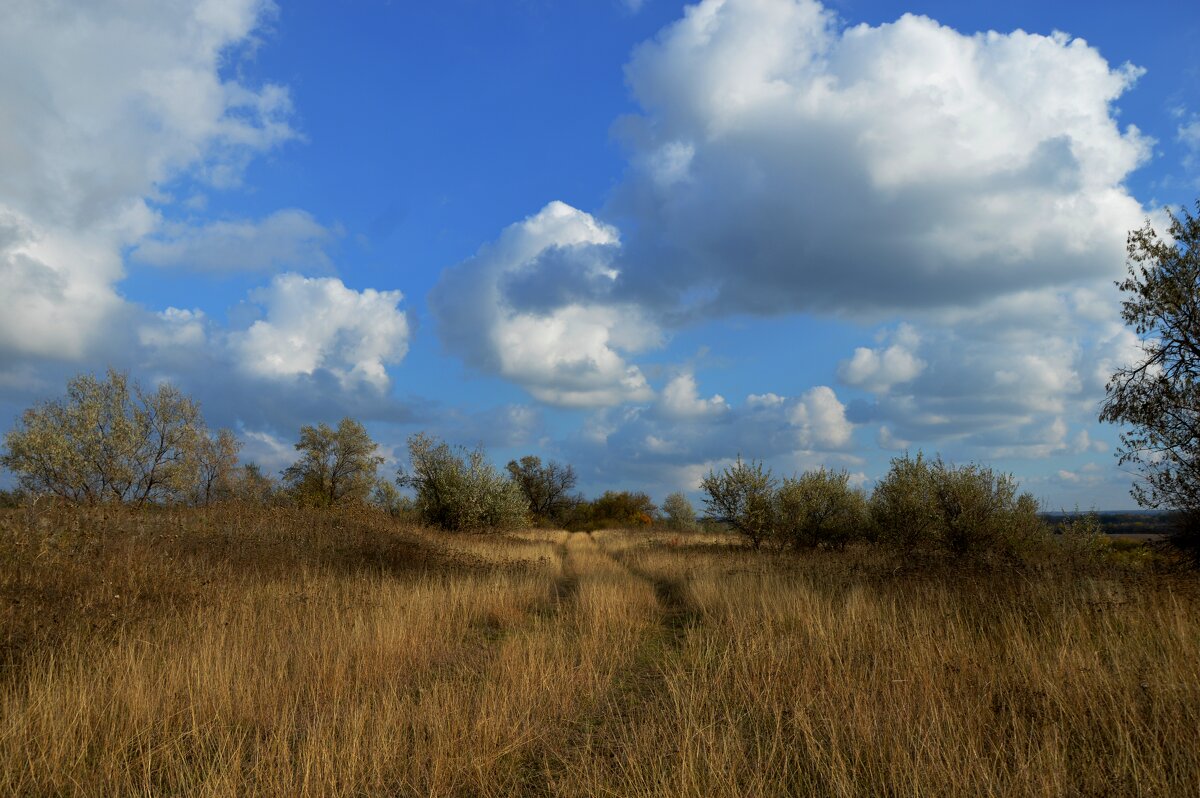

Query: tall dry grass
2,506,1197,796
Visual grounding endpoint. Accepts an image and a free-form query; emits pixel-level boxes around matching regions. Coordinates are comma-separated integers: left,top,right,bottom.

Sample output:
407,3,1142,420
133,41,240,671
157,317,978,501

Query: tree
1100,203,1200,553
869,452,938,551
282,418,383,507
505,455,577,524
233,463,277,505
700,456,776,548
399,433,528,531
589,490,657,528
194,428,241,505
1,369,209,505
661,491,698,531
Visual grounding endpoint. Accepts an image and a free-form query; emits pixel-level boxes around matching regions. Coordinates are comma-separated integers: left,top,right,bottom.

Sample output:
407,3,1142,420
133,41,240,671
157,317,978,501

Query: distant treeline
1040,512,1175,537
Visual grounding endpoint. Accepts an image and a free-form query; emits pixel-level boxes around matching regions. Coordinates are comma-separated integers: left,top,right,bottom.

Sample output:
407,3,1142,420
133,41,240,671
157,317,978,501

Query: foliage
869,452,939,551
1055,511,1112,563
774,469,868,550
661,491,698,531
505,455,577,524
1100,203,1200,556
869,452,1044,557
232,463,278,505
565,490,656,531
370,477,416,520
929,460,1042,556
194,428,242,505
399,433,528,531
282,418,383,507
0,369,225,505
700,457,777,548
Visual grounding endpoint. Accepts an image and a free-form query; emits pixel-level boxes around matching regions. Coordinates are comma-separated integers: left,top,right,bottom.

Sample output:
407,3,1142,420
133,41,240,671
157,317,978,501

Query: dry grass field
2,504,1198,796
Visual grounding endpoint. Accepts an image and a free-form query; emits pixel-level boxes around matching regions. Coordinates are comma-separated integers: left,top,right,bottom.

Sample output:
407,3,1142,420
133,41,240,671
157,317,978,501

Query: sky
3,0,1200,510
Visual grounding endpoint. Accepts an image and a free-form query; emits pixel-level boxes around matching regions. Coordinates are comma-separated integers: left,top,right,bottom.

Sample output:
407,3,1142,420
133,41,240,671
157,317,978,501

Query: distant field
2,505,1198,796
1041,511,1176,539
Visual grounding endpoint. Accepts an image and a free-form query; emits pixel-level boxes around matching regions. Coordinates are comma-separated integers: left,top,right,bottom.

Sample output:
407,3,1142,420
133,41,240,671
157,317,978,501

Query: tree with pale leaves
1101,203,1200,555
283,418,383,507
1,369,224,505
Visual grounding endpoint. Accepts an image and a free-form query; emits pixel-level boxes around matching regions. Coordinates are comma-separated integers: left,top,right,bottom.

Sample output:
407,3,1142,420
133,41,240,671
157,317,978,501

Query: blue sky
4,0,1200,509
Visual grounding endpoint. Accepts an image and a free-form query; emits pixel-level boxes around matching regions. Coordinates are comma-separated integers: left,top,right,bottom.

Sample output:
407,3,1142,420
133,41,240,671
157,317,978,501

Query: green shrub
774,469,867,550
399,433,528,531
870,453,1045,557
700,457,777,548
869,453,938,551
1056,511,1112,563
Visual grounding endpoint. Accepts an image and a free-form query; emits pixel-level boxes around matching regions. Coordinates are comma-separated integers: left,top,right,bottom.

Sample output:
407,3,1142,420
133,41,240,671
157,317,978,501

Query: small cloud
789,386,854,449
659,372,728,419
838,324,925,394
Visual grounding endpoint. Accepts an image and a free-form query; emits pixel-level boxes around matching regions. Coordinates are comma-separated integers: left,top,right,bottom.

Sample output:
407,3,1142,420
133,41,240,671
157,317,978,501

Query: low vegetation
2,367,1199,794
1,504,1196,796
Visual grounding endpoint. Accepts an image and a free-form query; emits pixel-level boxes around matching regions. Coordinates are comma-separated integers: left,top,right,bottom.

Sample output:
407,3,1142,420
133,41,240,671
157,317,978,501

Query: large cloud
610,0,1150,316
0,0,294,362
430,202,661,407
230,274,409,390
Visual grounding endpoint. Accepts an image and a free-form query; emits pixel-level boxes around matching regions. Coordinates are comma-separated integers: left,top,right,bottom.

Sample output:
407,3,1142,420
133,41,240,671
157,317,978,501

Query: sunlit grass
1,505,1196,796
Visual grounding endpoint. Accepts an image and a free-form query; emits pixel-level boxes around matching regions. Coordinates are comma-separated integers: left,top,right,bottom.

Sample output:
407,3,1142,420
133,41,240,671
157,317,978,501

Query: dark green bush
774,469,867,550
870,453,1046,557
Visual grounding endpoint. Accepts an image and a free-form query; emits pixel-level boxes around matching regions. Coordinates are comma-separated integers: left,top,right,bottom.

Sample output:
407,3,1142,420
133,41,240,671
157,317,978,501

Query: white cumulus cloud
233,273,409,391
430,201,661,407
0,0,296,361
660,372,728,419
612,0,1150,316
789,386,854,449
838,324,925,393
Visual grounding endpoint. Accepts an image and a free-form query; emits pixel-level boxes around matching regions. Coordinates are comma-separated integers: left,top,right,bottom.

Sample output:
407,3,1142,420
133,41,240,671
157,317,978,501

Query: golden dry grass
1,505,1197,796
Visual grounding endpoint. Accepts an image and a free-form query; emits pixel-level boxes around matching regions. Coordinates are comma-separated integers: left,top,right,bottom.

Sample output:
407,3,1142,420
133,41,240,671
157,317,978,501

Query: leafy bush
400,433,528,531
700,457,777,548
1055,511,1112,563
1,369,234,506
564,490,656,531
505,456,577,525
661,492,698,532
283,418,383,508
775,469,868,550
869,453,938,550
870,452,1045,557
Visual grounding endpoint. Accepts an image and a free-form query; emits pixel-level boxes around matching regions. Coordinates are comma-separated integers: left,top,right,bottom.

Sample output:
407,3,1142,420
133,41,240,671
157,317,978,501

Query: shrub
661,491,698,532
505,456,577,525
400,433,528,531
700,457,777,548
774,469,868,550
869,453,938,551
565,491,657,531
283,418,383,508
870,453,1046,557
1056,511,1112,563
